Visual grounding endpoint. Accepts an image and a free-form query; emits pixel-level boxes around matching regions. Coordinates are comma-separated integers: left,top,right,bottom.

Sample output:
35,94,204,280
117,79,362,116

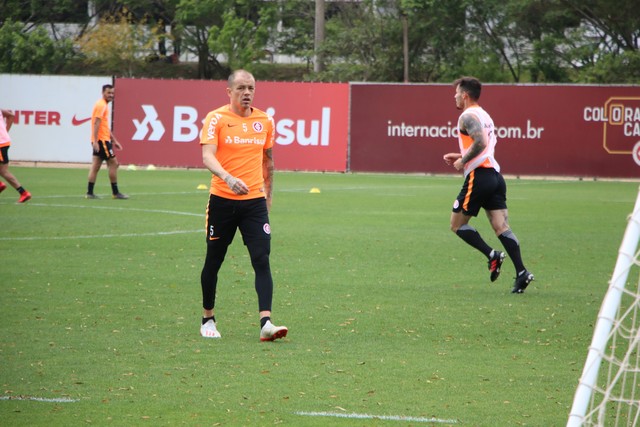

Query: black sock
498,230,526,273
87,182,95,194
111,182,119,195
16,186,25,194
202,316,215,325
260,316,270,328
456,225,493,258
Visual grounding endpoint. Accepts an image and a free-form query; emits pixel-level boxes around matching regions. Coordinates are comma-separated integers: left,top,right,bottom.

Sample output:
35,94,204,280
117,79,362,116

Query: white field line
0,229,202,241
0,396,78,403
0,202,202,241
23,202,202,217
294,411,459,424
12,191,204,199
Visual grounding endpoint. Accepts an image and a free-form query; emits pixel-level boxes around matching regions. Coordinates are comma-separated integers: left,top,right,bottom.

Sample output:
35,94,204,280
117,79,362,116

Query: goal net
567,186,640,427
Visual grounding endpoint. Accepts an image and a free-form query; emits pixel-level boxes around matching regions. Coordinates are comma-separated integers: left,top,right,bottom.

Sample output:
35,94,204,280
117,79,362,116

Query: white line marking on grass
1,202,203,241
25,203,202,217
294,411,459,424
0,396,78,403
0,229,202,241
23,191,202,199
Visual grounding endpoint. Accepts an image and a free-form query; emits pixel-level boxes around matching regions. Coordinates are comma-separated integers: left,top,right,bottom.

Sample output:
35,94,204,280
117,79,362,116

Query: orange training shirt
200,105,275,200
91,98,111,143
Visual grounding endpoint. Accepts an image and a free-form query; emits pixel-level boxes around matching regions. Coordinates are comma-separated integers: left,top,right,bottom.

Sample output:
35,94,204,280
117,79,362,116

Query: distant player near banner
0,109,31,203
198,69,288,341
443,76,534,294
85,84,128,200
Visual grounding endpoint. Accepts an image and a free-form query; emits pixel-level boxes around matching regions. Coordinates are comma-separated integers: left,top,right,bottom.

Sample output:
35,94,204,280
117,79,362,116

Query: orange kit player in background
86,84,128,199
198,69,288,341
0,109,31,203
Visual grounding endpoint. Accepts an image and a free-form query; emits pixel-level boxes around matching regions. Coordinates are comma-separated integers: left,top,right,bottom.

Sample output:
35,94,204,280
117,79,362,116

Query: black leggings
201,239,273,312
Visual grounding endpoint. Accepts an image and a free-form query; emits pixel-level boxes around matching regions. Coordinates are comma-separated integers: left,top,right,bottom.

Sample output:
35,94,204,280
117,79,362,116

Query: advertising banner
350,83,640,178
113,78,349,171
0,74,112,163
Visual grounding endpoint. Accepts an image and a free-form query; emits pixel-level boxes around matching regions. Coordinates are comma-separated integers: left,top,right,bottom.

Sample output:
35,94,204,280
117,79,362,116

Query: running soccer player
198,69,288,340
443,77,534,294
0,109,31,203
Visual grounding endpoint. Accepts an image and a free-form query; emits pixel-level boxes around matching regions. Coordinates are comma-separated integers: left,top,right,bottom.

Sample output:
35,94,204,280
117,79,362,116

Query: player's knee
249,240,271,271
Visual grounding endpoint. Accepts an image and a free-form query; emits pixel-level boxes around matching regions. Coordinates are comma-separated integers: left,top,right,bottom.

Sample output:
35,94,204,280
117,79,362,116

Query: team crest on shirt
263,223,271,234
253,122,263,132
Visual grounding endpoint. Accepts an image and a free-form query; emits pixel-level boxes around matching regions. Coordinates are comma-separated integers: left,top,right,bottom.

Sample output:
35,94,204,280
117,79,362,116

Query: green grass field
1,166,638,426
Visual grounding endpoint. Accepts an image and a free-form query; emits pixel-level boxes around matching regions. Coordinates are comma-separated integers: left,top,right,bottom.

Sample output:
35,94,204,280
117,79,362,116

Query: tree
274,0,316,70
0,19,75,73
91,0,181,60
1,0,90,25
314,0,325,73
461,0,531,82
174,0,228,79
207,0,278,72
316,0,404,82
558,0,639,82
314,0,466,83
2,0,639,83
400,0,466,82
77,9,164,77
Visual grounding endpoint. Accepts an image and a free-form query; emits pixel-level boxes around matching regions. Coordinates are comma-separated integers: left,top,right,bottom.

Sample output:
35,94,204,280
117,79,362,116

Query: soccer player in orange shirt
199,69,288,341
443,77,534,294
86,84,128,199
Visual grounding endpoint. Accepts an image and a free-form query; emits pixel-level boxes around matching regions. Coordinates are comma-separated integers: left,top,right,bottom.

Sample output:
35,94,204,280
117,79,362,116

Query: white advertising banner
0,74,112,163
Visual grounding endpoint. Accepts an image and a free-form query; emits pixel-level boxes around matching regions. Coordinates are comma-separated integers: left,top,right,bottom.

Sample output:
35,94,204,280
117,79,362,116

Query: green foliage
1,167,638,425
0,0,89,23
174,0,228,78
207,0,278,71
77,10,165,77
0,19,74,73
1,0,639,83
315,0,405,82
274,0,315,67
446,40,514,83
578,50,640,84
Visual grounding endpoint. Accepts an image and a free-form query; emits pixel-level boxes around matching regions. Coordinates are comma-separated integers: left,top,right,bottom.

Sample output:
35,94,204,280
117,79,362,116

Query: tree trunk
314,0,325,73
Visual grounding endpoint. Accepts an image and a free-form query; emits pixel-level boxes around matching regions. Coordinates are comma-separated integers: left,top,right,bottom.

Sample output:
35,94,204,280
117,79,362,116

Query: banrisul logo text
130,105,332,147
132,105,165,141
266,107,331,146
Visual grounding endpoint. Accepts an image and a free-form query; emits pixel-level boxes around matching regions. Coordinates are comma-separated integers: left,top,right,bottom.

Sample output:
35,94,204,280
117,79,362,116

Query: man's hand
443,152,461,166
224,174,249,195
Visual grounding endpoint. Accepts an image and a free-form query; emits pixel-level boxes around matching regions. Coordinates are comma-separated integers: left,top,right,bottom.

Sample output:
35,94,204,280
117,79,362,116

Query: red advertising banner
113,78,349,171
350,83,640,178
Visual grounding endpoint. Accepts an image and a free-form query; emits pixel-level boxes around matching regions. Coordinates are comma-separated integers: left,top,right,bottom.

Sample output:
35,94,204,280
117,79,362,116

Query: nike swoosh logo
227,123,239,127
72,115,91,126
209,236,220,241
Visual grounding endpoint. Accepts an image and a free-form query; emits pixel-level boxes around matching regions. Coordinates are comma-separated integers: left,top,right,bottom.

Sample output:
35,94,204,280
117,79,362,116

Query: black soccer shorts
92,140,115,160
205,195,271,246
0,146,9,164
452,167,507,217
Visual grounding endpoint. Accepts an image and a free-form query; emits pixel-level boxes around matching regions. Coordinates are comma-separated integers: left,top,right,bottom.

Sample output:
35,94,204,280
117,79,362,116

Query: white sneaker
200,319,221,338
260,320,288,342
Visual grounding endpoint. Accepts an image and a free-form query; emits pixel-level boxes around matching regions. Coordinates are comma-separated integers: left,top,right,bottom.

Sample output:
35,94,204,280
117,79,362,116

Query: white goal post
567,186,640,427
